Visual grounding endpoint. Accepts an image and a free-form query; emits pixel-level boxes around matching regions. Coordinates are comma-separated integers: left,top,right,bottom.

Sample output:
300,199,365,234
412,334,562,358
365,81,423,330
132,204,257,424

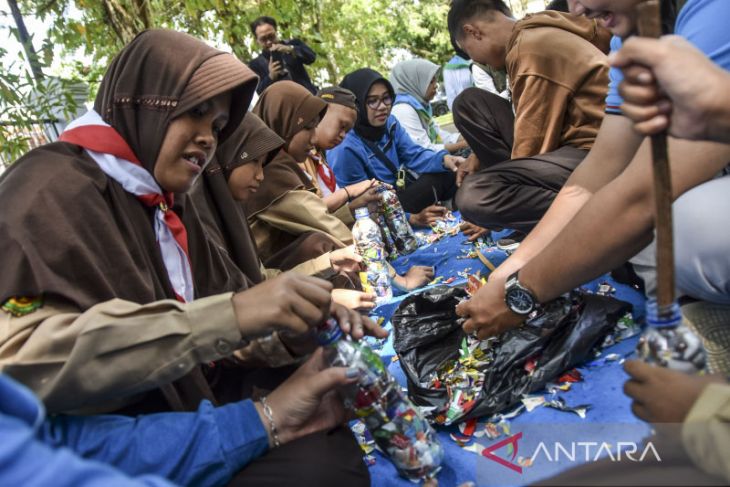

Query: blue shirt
0,374,268,487
606,0,730,114
327,115,449,187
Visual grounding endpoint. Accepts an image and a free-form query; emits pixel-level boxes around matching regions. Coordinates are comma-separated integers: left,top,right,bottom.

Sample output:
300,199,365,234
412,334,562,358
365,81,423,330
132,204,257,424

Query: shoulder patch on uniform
2,296,44,317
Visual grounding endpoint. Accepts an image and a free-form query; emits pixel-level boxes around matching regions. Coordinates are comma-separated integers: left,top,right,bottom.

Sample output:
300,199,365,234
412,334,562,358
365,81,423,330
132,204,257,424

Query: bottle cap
354,207,370,219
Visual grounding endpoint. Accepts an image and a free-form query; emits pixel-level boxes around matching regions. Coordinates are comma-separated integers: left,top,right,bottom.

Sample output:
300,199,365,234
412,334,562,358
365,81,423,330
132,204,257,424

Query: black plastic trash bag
392,285,631,423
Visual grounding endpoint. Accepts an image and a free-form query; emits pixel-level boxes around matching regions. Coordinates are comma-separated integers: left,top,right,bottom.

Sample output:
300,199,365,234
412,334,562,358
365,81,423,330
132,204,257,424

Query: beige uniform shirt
682,383,730,482
0,255,337,414
250,190,353,262
264,252,335,280
1,293,243,413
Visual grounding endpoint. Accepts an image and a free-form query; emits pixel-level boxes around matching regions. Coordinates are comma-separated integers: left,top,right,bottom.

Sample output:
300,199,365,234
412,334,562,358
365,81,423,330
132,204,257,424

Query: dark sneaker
496,231,526,251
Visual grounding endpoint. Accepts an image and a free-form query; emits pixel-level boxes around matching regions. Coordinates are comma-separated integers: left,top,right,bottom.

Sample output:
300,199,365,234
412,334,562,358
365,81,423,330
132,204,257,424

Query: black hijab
340,68,395,142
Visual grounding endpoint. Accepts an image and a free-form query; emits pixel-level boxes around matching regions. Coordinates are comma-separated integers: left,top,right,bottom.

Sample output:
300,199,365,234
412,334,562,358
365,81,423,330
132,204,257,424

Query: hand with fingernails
329,245,363,274
278,301,388,357
254,348,362,447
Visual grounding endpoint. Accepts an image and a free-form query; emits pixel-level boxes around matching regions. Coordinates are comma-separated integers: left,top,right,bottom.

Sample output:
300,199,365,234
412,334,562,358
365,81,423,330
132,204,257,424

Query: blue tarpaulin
364,221,649,486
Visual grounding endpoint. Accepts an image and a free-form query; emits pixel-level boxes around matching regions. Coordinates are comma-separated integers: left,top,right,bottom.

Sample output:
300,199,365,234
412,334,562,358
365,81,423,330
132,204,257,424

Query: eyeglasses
257,33,277,44
365,94,393,110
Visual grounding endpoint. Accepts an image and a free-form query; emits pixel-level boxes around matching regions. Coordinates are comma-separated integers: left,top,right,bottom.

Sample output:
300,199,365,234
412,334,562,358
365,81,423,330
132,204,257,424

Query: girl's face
227,157,265,202
286,116,320,162
313,104,357,150
425,77,438,102
154,92,231,193
573,0,641,38
365,82,393,127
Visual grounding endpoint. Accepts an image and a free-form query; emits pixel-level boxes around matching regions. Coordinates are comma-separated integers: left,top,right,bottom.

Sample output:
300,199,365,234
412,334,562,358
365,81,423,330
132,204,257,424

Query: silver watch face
506,287,534,315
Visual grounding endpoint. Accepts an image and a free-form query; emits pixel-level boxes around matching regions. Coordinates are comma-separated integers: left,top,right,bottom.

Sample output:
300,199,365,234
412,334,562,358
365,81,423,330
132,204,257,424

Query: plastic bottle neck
645,298,682,328
316,319,344,345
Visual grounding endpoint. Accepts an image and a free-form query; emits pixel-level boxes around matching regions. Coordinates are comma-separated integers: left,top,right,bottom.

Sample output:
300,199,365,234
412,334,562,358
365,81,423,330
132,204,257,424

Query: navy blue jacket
248,39,317,94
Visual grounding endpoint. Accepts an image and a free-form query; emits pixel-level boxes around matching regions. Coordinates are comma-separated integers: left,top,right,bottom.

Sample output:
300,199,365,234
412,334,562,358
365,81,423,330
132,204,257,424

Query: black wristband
344,187,352,202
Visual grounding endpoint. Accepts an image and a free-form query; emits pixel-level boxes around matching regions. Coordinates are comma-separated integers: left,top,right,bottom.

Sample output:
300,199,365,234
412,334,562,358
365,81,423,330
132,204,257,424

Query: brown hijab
0,29,257,310
218,112,285,178
191,112,284,287
246,81,328,217
0,30,257,412
94,29,255,172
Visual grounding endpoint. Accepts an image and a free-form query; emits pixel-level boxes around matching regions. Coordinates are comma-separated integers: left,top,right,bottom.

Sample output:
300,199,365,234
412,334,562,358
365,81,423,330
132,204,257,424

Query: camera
271,50,290,77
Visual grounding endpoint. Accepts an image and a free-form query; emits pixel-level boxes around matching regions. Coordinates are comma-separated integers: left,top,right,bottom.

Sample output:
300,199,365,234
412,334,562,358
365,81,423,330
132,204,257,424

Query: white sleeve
390,103,446,152
470,65,499,95
437,125,460,144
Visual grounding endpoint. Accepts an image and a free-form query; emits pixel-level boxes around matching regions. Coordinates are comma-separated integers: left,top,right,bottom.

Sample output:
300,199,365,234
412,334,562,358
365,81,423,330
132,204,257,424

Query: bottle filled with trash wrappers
316,318,443,481
373,209,398,260
638,299,706,373
376,186,418,255
352,207,392,303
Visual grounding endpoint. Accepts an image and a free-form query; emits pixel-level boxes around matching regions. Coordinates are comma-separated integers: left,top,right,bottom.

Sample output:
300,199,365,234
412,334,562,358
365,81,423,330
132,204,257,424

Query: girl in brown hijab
247,81,435,291
246,81,356,267
195,112,388,313
0,29,371,486
0,23,345,439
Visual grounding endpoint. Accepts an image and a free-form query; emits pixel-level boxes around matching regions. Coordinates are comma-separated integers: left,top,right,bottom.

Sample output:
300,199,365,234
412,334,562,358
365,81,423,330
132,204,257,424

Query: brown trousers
453,88,586,232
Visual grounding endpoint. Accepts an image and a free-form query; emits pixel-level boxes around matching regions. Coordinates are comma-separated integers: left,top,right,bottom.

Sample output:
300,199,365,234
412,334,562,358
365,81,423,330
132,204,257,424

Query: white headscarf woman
389,58,465,153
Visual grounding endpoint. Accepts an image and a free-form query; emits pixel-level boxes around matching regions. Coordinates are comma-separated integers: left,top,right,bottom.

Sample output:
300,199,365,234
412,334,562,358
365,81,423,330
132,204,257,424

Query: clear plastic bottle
316,318,443,481
637,299,706,373
373,210,398,260
377,186,418,255
352,207,393,303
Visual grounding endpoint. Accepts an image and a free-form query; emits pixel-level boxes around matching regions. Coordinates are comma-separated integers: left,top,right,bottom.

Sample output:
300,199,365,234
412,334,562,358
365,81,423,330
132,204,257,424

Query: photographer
248,16,318,95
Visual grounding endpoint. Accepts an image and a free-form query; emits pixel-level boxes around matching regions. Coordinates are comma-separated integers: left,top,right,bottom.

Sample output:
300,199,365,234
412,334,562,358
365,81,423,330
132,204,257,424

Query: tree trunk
313,1,338,84
7,0,44,82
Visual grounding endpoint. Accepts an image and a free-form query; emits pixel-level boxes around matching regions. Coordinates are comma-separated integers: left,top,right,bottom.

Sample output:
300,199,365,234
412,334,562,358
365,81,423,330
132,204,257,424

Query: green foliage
2,0,456,163
0,41,82,165
23,0,455,85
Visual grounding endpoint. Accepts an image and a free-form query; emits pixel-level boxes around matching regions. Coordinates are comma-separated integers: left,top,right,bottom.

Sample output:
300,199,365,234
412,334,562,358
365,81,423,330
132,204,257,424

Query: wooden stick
636,0,675,315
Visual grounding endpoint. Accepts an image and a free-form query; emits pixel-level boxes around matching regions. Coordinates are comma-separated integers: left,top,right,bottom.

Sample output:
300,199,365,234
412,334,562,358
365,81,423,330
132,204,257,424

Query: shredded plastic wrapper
414,211,461,246
392,285,632,425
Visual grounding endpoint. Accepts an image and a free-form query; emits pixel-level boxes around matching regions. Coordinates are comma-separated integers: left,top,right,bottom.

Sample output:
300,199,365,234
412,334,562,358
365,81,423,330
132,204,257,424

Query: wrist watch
504,271,539,315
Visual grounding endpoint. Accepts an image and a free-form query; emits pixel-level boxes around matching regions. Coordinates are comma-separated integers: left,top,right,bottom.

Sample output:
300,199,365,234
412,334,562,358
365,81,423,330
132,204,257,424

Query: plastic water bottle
317,318,443,481
637,299,706,373
373,210,398,260
377,186,418,254
352,207,392,303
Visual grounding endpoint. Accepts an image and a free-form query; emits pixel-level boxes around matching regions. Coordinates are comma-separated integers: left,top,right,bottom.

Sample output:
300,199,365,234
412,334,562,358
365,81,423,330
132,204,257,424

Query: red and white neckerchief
60,110,194,302
310,151,337,194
